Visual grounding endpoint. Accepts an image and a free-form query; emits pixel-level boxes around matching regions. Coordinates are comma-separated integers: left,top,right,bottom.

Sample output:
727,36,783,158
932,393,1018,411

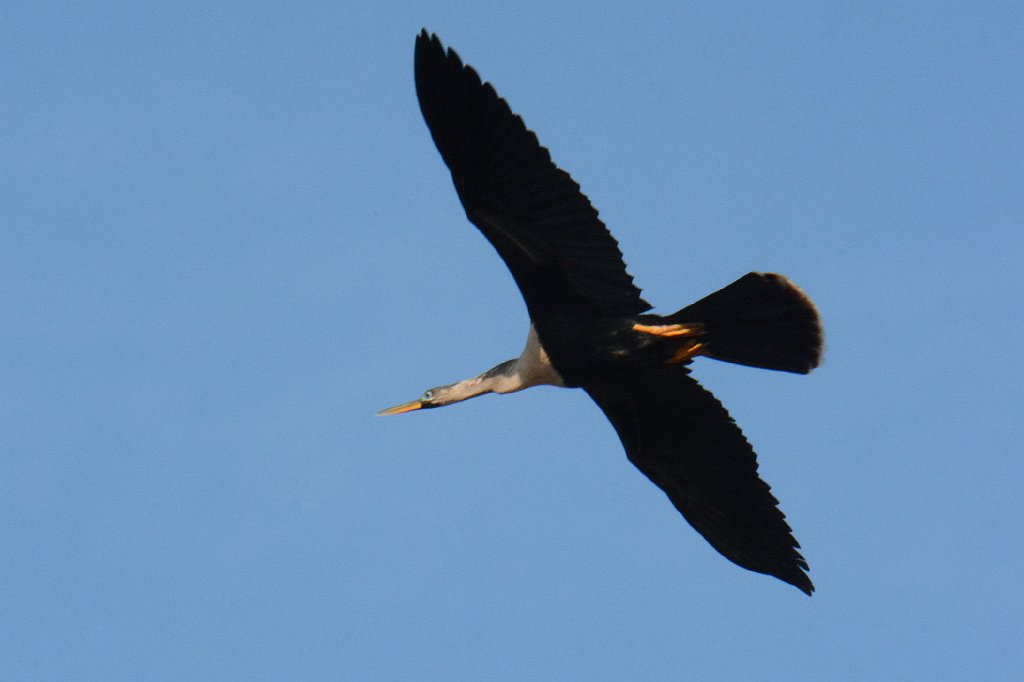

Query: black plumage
414,31,649,320
388,31,823,595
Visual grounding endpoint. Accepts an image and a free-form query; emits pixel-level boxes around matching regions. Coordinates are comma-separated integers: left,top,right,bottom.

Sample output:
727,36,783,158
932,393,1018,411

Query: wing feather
584,367,814,594
414,31,650,316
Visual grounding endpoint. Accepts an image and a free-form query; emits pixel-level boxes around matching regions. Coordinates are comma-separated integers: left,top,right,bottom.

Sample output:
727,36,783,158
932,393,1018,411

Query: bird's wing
583,366,814,594
414,31,650,317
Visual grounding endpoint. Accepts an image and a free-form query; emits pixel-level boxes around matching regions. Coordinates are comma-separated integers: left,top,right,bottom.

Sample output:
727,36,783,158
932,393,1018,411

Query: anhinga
380,31,824,595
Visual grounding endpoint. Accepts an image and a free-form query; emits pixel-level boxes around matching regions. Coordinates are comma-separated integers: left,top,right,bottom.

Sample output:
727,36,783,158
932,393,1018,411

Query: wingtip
416,29,447,54
415,29,439,59
779,559,815,596
792,574,815,596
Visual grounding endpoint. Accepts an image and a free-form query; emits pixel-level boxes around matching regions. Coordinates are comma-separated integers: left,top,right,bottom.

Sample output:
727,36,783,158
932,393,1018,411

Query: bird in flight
380,30,824,595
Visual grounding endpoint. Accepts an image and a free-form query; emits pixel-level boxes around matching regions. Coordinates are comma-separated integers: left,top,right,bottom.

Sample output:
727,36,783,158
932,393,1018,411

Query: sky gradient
3,2,1022,679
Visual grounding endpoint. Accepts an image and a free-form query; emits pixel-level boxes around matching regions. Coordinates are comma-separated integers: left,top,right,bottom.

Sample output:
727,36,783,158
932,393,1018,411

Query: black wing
414,31,650,317
584,366,813,594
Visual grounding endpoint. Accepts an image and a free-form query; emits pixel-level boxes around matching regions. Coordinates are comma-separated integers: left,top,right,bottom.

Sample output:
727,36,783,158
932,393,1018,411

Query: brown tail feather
670,272,823,374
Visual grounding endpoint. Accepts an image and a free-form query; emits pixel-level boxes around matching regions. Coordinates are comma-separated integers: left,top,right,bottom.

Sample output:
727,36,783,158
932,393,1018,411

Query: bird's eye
421,390,434,401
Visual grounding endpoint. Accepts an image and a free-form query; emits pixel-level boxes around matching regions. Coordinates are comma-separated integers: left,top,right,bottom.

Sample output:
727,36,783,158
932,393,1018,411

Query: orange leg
632,322,705,338
667,341,706,364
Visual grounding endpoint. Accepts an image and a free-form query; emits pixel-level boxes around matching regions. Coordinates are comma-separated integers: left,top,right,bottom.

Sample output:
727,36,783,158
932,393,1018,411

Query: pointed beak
376,399,424,416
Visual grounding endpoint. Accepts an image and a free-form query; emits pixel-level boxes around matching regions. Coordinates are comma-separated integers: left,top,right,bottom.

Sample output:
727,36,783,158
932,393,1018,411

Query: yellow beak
376,399,424,416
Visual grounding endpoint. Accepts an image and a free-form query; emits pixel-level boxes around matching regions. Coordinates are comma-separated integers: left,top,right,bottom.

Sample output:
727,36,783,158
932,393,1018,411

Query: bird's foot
632,322,705,338
666,341,706,364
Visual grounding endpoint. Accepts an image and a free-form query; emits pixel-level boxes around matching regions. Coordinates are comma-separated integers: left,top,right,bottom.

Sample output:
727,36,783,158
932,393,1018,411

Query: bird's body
380,31,824,595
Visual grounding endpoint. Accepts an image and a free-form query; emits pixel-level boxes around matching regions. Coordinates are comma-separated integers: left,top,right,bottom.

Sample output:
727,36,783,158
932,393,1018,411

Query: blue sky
3,2,1022,679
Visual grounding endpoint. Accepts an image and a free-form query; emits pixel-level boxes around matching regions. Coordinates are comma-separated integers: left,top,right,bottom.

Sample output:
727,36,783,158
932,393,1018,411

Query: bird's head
376,384,458,416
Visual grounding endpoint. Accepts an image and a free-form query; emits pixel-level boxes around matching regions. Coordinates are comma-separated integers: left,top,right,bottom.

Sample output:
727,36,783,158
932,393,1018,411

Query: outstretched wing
414,30,650,317
584,366,813,594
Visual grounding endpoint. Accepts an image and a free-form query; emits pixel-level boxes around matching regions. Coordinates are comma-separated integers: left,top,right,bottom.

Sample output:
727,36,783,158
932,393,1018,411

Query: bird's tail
668,272,823,374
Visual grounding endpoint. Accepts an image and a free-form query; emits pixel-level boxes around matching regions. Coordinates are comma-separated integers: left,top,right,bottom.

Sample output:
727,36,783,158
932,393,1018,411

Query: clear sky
3,2,1022,679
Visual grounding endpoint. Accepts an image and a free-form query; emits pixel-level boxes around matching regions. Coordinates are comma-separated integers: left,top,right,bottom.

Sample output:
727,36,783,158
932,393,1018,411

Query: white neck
495,324,565,393
444,325,565,404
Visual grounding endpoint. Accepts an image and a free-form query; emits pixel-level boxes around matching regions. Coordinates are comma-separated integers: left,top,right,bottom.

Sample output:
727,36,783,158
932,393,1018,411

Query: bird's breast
515,324,566,389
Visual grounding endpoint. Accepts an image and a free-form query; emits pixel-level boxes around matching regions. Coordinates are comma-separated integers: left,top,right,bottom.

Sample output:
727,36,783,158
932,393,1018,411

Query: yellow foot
667,341,706,364
632,322,705,338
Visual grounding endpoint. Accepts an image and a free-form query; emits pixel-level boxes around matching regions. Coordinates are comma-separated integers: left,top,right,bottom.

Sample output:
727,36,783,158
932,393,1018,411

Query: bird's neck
491,325,565,394
449,325,566,405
